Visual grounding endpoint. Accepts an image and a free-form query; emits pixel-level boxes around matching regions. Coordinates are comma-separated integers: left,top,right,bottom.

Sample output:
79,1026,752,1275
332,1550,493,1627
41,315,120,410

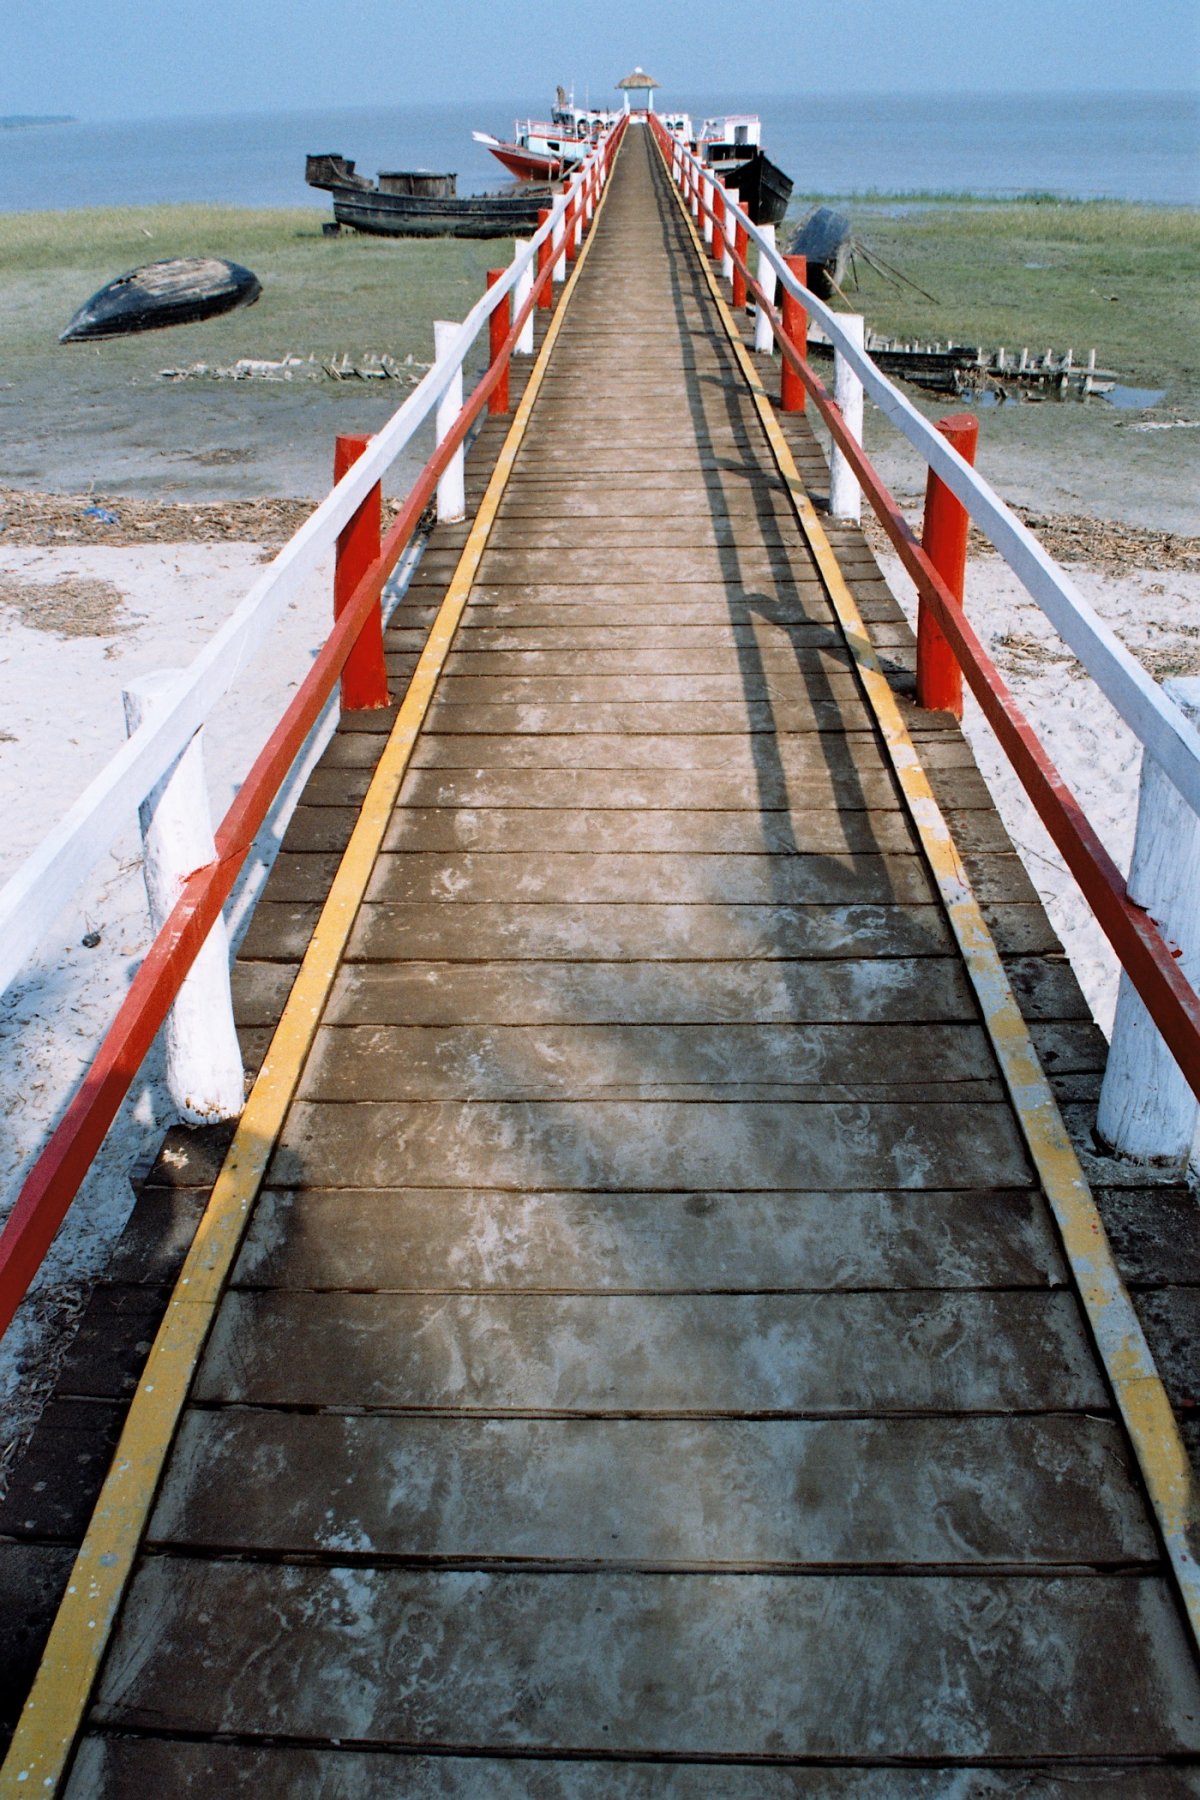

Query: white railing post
573,184,583,252
512,240,534,355
754,223,777,353
721,185,736,282
830,314,866,522
1098,677,1200,1167
433,320,465,522
122,672,243,1123
702,172,715,246
552,203,567,283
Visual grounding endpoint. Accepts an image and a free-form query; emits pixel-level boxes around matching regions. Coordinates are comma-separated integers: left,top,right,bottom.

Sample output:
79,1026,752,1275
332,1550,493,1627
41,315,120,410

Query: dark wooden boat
786,207,852,299
306,153,553,239
708,148,793,226
60,257,261,343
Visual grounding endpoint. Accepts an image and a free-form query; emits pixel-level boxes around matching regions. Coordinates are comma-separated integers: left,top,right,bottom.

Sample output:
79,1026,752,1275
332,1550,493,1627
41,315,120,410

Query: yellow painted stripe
0,145,620,1800
653,128,1200,1647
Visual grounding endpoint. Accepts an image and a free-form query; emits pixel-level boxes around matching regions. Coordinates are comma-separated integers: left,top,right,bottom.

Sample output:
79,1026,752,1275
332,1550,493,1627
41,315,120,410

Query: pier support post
721,186,736,283
702,172,715,247
333,433,389,711
1098,677,1200,1168
122,673,244,1124
537,210,553,310
754,224,777,353
780,254,807,412
830,314,868,523
573,186,584,252
433,320,466,523
711,183,726,265
512,239,534,355
486,271,510,414
914,412,978,712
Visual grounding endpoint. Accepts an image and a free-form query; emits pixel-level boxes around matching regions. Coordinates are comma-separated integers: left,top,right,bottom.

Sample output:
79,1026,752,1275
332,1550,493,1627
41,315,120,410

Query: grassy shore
785,196,1200,408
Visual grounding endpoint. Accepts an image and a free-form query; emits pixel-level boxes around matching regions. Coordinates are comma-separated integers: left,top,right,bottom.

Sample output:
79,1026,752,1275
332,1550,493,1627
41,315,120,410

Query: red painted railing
651,112,1200,1105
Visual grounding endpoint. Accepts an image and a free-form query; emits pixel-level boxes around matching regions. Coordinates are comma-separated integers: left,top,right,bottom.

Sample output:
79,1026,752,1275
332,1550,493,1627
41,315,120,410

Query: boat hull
60,257,261,342
717,150,793,228
330,185,553,239
485,141,565,181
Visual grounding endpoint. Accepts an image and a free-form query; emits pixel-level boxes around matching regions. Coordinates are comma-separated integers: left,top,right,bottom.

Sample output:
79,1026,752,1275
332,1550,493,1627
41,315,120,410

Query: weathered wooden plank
346,901,956,964
297,1020,997,1101
91,1561,1200,1755
361,850,936,907
406,730,888,773
151,1413,1150,1566
419,701,870,736
323,958,977,1026
197,1289,1094,1412
376,807,917,857
63,1738,1200,1800
232,1187,1064,1293
388,762,903,815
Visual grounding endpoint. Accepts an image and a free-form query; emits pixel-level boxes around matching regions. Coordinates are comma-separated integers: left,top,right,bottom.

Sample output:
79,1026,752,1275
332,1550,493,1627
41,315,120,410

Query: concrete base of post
123,672,244,1124
830,315,866,522
1097,677,1200,1167
433,321,466,523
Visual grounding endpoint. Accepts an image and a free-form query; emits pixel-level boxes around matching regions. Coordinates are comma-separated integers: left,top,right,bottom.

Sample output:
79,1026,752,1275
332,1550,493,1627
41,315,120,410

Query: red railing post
333,434,389,711
780,254,808,412
733,220,748,310
563,182,577,262
486,269,510,414
916,413,979,716
537,208,553,309
711,181,725,262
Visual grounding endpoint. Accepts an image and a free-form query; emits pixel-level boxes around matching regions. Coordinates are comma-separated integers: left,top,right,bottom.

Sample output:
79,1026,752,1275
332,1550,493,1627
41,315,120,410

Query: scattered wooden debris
159,352,428,384
807,327,1121,399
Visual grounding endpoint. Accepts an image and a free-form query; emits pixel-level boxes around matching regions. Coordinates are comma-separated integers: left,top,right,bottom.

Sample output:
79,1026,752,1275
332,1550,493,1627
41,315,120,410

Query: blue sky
4,0,1198,120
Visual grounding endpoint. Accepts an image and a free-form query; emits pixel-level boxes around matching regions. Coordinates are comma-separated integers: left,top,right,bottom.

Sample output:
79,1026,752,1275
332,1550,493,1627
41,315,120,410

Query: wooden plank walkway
30,123,1200,1794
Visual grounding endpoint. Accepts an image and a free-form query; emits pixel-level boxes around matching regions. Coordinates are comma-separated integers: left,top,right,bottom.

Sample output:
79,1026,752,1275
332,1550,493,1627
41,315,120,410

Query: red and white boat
474,76,695,182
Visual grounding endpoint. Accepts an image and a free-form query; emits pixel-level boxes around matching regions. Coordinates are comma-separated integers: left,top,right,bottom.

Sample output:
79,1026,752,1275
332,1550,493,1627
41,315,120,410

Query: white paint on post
122,672,244,1123
754,224,777,353
702,173,714,246
1098,677,1200,1167
552,206,566,283
721,186,735,282
830,313,866,523
512,240,534,355
433,320,465,523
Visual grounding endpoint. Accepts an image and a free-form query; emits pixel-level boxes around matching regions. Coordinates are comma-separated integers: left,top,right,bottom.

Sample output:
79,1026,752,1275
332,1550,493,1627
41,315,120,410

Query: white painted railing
0,143,609,1006
667,132,1200,827
664,126,1200,1162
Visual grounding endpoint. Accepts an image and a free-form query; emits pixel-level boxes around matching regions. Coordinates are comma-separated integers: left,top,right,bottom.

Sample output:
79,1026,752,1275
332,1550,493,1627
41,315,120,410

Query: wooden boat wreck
305,154,553,239
719,147,793,228
59,257,261,342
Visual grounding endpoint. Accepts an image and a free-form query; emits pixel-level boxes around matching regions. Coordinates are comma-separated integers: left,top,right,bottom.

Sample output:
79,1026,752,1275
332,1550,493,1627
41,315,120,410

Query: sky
3,0,1198,121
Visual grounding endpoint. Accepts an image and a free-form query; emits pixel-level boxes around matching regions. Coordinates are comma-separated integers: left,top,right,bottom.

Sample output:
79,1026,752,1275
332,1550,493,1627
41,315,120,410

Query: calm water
0,90,1195,212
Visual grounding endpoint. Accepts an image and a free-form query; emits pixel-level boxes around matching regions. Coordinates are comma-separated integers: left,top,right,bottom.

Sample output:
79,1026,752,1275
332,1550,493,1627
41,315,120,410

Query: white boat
475,76,694,182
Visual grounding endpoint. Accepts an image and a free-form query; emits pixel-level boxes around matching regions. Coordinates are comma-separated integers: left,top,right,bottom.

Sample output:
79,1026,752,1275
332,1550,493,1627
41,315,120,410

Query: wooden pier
5,121,1200,1796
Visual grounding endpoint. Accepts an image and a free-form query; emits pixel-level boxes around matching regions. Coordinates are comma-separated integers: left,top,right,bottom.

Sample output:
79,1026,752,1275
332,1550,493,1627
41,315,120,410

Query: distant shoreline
0,115,75,130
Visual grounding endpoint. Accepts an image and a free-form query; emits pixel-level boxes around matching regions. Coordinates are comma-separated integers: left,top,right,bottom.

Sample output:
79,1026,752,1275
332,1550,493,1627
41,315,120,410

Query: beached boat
305,154,553,239
786,207,853,298
59,257,261,342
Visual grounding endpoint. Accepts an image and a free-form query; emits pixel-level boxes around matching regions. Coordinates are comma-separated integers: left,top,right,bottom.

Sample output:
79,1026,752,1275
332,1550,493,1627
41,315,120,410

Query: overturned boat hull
60,257,261,342
712,149,793,227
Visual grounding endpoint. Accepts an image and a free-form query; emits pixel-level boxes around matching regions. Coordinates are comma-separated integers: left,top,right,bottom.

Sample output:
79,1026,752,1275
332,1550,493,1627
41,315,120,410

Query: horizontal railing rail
651,115,1200,1122
0,121,625,1340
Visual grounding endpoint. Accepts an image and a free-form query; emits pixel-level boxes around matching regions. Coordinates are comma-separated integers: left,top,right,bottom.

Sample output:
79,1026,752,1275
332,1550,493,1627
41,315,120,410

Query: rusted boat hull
329,186,553,239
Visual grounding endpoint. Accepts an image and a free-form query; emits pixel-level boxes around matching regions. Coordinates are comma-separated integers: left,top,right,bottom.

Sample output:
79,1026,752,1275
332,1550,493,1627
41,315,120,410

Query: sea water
0,90,1195,212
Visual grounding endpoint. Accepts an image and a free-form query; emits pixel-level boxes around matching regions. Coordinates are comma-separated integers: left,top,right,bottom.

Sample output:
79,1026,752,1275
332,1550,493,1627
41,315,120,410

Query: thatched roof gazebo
616,67,659,112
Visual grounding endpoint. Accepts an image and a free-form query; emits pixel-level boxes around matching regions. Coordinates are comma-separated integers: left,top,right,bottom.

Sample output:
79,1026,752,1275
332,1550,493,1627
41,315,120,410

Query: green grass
0,203,511,367
787,199,1200,405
